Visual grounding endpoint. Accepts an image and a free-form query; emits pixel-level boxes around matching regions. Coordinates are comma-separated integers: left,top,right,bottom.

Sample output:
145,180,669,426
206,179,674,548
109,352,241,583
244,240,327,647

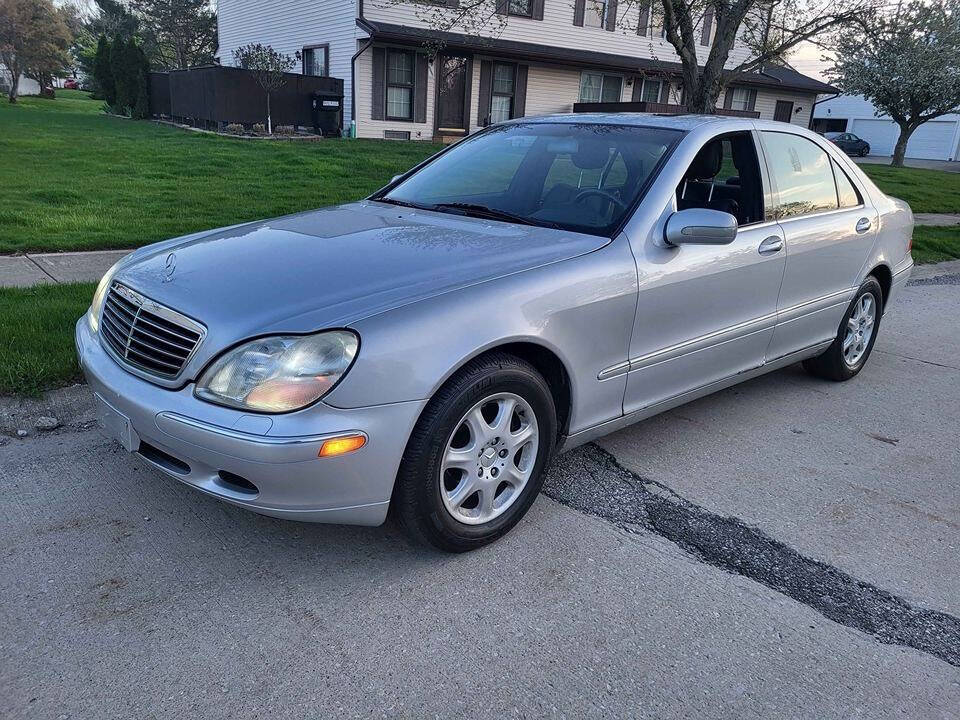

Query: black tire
860,146,869,157
802,276,883,382
393,352,557,553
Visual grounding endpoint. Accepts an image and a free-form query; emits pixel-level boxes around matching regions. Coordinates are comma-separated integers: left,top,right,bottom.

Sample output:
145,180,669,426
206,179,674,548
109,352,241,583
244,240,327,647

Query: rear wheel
803,276,883,381
393,353,557,552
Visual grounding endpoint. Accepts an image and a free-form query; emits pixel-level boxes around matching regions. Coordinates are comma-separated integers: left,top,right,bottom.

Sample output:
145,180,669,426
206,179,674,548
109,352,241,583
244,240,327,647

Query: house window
386,50,414,120
641,78,662,103
508,0,533,17
579,72,622,103
491,63,516,123
303,45,328,76
584,0,606,27
729,87,751,111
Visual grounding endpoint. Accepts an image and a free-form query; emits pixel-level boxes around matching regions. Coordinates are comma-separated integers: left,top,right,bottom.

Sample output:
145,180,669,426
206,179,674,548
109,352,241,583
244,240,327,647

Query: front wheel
803,276,883,381
393,353,557,552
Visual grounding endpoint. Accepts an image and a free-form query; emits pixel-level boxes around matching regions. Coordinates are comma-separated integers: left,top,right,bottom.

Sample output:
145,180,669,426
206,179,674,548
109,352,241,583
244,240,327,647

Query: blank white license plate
94,393,140,453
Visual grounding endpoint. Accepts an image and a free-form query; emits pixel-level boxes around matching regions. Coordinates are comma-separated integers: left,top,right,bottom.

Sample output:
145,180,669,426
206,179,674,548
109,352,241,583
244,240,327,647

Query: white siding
354,44,437,140
752,89,815,127
217,0,359,125
366,0,754,71
0,66,40,96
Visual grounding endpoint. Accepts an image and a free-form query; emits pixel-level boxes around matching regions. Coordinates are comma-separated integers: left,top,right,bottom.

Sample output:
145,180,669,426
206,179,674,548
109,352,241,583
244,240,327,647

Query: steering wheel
574,189,627,211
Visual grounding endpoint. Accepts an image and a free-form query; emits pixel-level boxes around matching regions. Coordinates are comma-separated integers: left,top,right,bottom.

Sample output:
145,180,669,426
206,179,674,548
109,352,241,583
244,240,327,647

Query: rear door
758,130,877,359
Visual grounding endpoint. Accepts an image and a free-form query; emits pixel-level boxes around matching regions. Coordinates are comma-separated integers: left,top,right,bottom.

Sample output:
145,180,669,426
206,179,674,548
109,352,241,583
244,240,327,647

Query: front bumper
76,316,425,525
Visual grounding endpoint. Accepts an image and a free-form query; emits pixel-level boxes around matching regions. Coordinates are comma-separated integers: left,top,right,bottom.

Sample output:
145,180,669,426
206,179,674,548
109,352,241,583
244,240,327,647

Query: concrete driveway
2,272,958,719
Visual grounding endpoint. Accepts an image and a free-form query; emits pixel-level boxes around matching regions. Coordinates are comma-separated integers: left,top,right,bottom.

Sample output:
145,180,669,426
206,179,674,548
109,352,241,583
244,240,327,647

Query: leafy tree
828,0,960,167
131,0,217,69
108,32,126,108
0,0,73,102
92,34,114,102
232,43,299,134
385,0,873,114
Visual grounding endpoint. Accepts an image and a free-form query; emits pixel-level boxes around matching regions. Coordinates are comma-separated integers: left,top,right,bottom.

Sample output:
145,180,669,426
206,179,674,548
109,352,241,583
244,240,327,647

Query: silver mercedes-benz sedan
76,114,914,551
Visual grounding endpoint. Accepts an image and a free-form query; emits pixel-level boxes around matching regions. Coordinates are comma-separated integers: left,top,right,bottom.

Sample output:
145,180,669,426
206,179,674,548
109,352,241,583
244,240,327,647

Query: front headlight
195,330,359,413
88,260,122,333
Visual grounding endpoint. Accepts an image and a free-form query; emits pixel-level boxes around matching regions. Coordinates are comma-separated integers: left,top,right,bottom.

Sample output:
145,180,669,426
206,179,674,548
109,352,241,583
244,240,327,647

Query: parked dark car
825,132,871,157
63,79,79,90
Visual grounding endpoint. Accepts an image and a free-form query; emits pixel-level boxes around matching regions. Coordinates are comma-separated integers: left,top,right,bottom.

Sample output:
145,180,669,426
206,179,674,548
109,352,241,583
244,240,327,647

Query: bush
93,36,115,104
252,123,266,135
224,123,245,134
274,125,295,135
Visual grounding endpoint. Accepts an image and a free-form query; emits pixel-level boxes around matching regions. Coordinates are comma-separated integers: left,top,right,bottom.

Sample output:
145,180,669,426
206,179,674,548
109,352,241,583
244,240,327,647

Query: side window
833,160,862,208
676,132,765,225
761,132,838,218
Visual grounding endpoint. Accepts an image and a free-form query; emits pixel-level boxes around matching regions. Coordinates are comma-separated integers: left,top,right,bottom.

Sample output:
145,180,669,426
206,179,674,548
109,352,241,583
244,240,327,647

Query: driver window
676,133,765,225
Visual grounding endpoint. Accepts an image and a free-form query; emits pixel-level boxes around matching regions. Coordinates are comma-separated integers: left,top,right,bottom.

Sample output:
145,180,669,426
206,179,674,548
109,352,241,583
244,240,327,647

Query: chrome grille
100,283,204,379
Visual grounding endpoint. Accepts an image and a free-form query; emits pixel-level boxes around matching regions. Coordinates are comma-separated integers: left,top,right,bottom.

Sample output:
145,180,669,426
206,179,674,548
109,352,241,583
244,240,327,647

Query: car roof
824,131,842,137
503,112,736,131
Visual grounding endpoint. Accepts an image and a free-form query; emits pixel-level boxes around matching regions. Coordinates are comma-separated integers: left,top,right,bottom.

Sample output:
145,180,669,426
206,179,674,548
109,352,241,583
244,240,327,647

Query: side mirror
664,208,738,246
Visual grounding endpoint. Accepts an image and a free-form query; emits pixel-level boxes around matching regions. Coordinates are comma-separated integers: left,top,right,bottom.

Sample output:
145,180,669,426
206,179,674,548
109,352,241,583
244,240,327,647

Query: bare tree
131,0,217,70
382,0,873,113
828,0,960,167
232,43,299,134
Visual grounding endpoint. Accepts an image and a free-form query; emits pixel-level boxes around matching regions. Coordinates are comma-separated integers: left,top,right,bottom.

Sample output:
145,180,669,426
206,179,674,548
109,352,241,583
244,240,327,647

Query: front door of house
436,55,471,135
773,100,794,123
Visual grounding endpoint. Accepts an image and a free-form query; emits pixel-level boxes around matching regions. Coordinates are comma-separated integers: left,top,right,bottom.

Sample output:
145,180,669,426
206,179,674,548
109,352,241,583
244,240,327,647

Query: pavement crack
543,443,960,668
874,349,960,371
23,254,59,283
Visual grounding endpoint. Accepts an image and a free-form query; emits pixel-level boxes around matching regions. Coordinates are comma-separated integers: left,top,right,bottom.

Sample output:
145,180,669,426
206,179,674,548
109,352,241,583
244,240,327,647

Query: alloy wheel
843,293,876,367
439,392,539,525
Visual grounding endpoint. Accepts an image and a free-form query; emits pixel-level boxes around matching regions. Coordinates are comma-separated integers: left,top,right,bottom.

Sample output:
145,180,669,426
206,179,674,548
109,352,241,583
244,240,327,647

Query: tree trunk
7,73,19,103
266,92,272,134
891,123,916,167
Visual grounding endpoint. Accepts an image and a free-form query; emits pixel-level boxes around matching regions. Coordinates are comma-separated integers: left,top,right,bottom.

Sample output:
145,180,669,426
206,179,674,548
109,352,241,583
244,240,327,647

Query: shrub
274,124,295,135
93,36,114,104
224,123,245,134
252,123,266,135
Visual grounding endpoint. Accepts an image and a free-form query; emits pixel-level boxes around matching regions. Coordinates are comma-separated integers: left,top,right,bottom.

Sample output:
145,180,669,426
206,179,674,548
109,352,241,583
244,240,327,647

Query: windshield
377,122,682,236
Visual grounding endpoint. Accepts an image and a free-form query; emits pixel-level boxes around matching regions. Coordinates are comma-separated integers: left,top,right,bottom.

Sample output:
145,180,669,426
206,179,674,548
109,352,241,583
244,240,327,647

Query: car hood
112,201,608,368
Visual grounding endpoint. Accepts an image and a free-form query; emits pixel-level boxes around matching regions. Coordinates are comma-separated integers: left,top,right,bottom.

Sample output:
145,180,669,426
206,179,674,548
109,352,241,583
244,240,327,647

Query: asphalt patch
543,443,960,668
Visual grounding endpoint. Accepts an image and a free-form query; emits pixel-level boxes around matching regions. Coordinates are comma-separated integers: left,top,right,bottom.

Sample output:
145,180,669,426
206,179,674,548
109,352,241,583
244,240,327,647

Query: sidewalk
1,214,958,289
0,249,130,288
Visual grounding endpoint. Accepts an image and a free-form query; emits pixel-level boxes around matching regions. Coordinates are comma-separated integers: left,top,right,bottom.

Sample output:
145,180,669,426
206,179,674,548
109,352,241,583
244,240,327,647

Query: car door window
761,132,839,219
676,132,765,225
832,160,862,208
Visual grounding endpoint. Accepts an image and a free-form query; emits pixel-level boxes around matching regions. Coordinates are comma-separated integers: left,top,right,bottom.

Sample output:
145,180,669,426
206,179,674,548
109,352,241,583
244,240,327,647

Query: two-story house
217,0,837,141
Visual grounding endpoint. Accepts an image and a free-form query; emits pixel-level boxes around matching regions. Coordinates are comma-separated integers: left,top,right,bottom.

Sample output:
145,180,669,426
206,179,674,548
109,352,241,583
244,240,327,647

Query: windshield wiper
376,197,436,211
431,202,559,229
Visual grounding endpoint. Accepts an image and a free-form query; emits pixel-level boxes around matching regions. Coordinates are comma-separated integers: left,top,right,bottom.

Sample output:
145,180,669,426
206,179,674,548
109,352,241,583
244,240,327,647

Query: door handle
758,236,784,255
856,217,872,233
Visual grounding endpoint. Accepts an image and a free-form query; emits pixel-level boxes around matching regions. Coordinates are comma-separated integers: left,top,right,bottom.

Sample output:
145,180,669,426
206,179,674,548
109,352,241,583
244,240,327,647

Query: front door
436,55,471,135
622,131,786,415
773,100,794,123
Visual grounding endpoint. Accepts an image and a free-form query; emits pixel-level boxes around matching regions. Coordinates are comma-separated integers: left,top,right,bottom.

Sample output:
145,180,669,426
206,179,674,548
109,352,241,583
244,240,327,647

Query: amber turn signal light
318,434,367,458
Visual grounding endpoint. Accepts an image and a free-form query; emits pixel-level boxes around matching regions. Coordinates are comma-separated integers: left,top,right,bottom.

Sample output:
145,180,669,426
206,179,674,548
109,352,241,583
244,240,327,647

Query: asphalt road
2,271,959,719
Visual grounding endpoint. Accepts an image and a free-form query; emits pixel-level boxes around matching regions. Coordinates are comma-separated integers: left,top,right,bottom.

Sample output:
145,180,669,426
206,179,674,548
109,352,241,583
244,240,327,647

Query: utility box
311,91,343,137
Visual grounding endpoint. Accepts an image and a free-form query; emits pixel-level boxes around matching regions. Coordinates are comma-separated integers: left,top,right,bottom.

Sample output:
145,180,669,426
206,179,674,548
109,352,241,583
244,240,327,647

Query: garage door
850,119,898,156
850,118,959,160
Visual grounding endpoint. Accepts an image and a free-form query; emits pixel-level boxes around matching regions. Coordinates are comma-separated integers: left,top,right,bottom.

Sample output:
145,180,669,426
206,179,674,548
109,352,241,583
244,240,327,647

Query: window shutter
513,64,528,117
478,60,492,125
605,0,618,30
532,0,545,20
495,0,508,15
631,77,642,102
658,80,670,103
723,87,733,109
414,53,428,123
371,46,385,121
700,7,713,46
573,0,585,26
638,1,651,34
747,88,757,111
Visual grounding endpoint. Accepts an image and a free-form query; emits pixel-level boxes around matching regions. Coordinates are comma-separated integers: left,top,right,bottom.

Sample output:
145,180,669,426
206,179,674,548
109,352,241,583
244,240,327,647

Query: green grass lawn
911,226,960,265
0,283,94,396
859,164,960,214
0,90,444,253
